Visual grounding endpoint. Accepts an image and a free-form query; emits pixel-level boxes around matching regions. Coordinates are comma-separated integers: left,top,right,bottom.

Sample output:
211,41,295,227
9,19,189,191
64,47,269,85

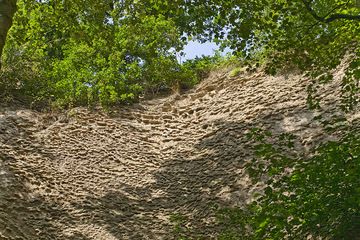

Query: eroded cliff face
0,67,358,239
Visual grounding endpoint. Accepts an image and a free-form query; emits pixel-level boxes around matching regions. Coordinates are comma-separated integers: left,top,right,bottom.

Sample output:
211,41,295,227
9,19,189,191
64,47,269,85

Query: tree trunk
0,0,17,69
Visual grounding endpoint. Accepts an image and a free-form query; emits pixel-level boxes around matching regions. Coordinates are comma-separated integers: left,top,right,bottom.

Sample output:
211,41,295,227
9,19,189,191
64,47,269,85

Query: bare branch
301,0,360,23
324,13,360,22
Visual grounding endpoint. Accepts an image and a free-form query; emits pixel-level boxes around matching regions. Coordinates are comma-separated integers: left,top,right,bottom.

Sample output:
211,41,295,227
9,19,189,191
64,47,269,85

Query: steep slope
0,68,358,239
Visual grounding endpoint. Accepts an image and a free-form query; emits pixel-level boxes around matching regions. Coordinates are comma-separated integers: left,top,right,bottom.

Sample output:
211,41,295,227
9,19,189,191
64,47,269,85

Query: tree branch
301,0,360,23
324,13,360,22
0,0,17,69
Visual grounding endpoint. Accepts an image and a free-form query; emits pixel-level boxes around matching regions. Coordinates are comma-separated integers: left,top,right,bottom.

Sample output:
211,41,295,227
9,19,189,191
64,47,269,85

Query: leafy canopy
2,0,198,107
1,0,359,108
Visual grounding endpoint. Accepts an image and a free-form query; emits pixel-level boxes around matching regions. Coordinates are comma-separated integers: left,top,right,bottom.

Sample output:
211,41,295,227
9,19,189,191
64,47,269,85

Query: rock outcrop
0,68,358,239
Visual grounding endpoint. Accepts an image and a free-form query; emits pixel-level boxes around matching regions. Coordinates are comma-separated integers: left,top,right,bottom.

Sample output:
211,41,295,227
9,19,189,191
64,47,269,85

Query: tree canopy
0,0,358,108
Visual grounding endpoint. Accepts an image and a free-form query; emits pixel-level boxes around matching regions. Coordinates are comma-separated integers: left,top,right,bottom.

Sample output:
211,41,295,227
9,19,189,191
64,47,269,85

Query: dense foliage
138,0,359,105
1,0,200,107
1,0,359,108
244,126,360,239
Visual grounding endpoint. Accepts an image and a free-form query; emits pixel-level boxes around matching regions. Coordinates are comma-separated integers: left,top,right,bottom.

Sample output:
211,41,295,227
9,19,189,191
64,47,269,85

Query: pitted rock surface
1,69,359,239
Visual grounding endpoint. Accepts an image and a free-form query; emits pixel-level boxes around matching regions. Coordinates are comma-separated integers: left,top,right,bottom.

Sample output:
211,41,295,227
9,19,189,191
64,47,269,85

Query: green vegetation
243,127,360,239
0,0,359,239
1,0,196,107
170,213,190,239
1,0,358,109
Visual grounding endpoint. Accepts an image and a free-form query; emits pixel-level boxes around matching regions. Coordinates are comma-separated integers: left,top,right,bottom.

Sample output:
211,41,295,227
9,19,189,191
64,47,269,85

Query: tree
112,0,359,109
0,0,17,69
1,0,359,107
3,0,196,106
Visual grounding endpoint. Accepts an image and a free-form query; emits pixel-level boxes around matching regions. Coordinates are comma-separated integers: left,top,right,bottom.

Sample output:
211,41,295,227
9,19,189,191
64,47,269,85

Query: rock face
0,68,358,239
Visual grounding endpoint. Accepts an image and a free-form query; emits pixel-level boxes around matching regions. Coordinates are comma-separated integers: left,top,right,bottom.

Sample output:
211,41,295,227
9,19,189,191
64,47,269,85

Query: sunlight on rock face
0,67,351,239
281,113,313,132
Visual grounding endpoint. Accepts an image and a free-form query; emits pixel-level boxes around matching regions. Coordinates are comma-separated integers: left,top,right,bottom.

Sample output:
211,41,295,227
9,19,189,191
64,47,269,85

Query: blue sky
179,40,232,62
